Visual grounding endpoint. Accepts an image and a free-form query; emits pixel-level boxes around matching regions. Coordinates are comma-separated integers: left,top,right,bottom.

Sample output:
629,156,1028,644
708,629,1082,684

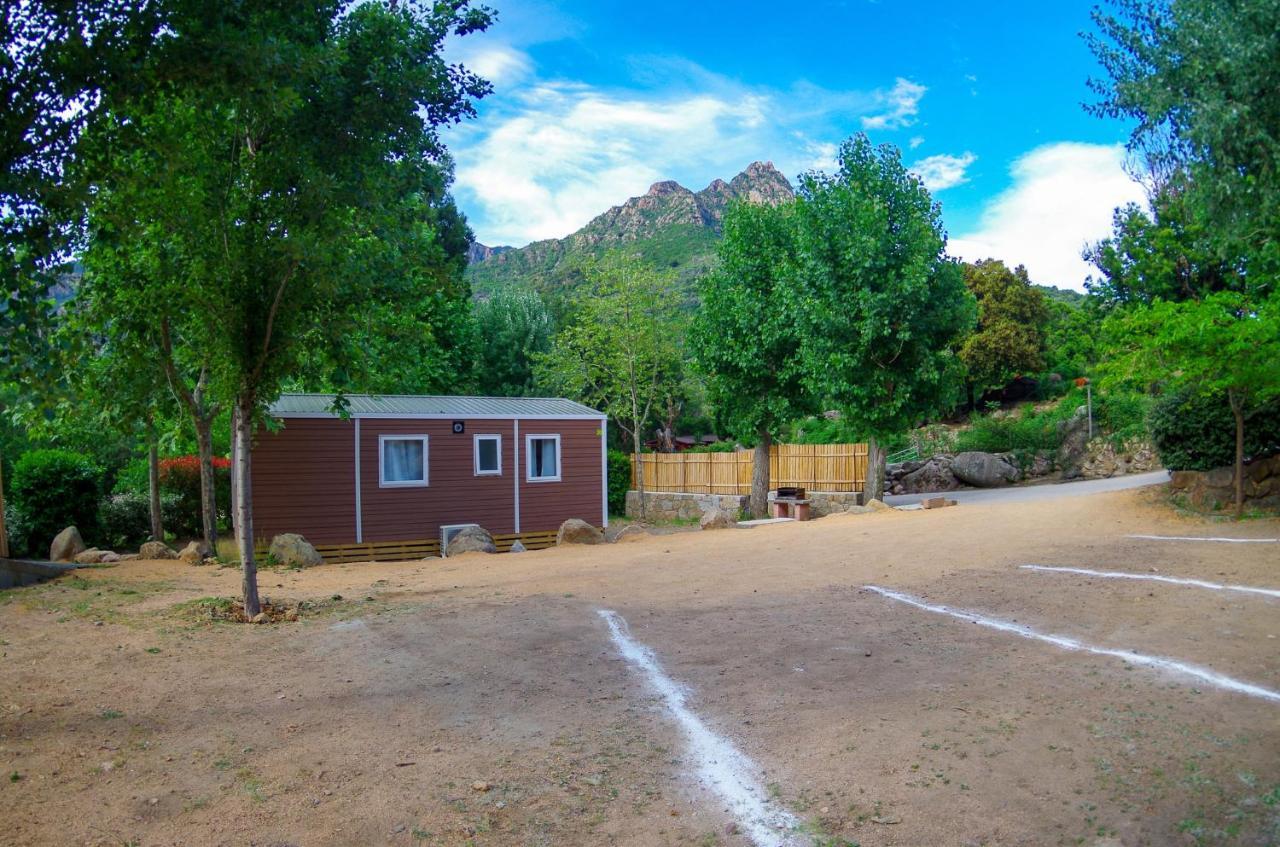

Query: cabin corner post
354,417,363,543
600,418,608,528
513,418,521,534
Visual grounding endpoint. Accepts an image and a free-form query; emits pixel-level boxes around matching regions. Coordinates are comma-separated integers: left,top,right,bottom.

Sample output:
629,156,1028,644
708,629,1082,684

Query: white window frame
378,434,429,488
525,433,562,483
473,433,502,476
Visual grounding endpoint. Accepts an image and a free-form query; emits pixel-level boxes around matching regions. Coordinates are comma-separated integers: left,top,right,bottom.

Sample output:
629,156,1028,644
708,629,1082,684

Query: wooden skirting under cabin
253,530,560,565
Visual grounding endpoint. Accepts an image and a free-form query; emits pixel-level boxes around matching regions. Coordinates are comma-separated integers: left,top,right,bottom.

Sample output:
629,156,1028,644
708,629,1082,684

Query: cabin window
379,435,428,487
474,434,502,476
526,434,561,482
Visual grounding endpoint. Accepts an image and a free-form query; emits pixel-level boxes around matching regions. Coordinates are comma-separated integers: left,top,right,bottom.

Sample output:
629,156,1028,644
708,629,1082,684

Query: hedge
9,449,101,556
1148,390,1280,471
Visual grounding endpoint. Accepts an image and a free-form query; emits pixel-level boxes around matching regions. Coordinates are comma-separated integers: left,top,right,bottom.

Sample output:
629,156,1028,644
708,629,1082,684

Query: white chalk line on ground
864,586,1280,705
597,610,801,847
1021,564,1280,599
1128,534,1279,543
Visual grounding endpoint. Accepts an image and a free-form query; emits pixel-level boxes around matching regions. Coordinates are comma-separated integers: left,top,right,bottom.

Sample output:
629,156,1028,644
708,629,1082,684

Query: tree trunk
750,427,771,519
865,436,886,503
633,424,647,521
147,421,164,542
0,459,9,559
228,407,238,537
1230,389,1245,521
194,417,218,550
234,392,261,618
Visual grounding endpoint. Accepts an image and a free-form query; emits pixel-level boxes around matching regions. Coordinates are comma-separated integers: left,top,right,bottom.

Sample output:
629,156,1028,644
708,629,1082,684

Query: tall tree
1087,0,1280,284
473,287,555,397
535,252,682,519
959,260,1050,399
1102,291,1280,517
793,134,975,500
78,0,492,616
692,201,812,518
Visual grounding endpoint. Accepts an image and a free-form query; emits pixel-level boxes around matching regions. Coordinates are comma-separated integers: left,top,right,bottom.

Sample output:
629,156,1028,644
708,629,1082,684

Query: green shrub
112,457,150,495
954,404,1064,453
1095,391,1152,446
10,449,101,555
3,502,30,558
1148,389,1280,471
158,455,232,537
98,492,183,549
607,449,631,515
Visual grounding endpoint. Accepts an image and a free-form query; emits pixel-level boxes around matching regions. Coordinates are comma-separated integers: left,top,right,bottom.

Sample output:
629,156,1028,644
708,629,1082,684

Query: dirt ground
2,487,1279,847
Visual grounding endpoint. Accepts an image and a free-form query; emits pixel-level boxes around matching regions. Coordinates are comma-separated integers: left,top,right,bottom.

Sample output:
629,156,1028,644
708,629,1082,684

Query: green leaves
536,252,683,444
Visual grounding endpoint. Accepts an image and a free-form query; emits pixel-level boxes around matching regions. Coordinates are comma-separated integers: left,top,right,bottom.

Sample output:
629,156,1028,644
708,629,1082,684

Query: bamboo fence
630,444,869,494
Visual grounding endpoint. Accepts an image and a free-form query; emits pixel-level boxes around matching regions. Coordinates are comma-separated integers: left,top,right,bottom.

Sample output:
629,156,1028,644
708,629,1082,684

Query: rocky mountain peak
646,180,688,197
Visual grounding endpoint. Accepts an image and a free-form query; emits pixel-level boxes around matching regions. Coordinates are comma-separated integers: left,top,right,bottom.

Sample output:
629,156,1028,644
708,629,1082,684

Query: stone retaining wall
1169,453,1280,511
625,490,863,521
625,491,748,522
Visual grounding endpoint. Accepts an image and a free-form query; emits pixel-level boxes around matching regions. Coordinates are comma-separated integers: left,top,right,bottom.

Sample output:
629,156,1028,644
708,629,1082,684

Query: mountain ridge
465,161,795,299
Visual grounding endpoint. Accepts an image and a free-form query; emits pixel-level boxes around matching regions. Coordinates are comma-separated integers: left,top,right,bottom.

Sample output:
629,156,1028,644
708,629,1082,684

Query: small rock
471,780,491,792
178,540,212,565
556,518,606,546
139,541,177,560
446,526,496,556
250,612,268,624
508,540,527,553
50,526,86,562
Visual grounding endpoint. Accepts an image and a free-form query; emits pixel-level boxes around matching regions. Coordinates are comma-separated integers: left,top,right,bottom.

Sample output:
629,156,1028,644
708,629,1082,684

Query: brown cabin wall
249,415,605,546
518,419,605,532
249,417,357,545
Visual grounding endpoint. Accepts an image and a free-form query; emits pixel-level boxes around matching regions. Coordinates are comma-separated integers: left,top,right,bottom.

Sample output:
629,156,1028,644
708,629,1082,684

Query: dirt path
2,488,1277,846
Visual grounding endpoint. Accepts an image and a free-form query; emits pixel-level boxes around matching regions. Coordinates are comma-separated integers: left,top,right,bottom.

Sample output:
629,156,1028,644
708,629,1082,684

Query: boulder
50,526,86,562
865,498,892,512
446,526,496,556
178,540,213,565
119,553,141,562
74,548,111,565
699,507,738,530
268,533,324,568
1025,452,1054,478
900,455,960,493
556,518,606,546
139,541,178,560
99,551,122,564
951,452,1019,488
613,524,652,543
1056,407,1091,479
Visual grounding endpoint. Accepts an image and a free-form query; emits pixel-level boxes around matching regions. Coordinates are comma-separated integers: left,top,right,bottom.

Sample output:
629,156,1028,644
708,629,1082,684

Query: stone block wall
625,490,863,521
806,491,864,516
625,491,749,522
1168,453,1280,511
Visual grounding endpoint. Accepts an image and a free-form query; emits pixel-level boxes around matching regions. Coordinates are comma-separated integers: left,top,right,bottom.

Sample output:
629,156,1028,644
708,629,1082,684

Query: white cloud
453,83,774,244
459,45,533,87
909,136,925,149
910,152,976,192
861,78,926,131
949,142,1147,291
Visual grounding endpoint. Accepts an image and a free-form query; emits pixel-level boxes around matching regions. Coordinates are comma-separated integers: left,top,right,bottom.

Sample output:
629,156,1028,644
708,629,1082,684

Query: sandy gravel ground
2,487,1278,847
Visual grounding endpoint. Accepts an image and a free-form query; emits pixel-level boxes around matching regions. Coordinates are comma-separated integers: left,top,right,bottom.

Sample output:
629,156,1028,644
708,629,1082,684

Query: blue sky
443,0,1148,290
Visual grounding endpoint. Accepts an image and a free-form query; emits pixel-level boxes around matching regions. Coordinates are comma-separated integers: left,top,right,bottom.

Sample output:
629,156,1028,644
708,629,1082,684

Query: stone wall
1168,453,1280,511
887,440,1160,495
625,491,748,522
805,491,864,516
625,490,864,521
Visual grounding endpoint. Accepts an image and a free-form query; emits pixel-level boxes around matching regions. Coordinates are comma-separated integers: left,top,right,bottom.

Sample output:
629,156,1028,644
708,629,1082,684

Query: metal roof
269,392,605,419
